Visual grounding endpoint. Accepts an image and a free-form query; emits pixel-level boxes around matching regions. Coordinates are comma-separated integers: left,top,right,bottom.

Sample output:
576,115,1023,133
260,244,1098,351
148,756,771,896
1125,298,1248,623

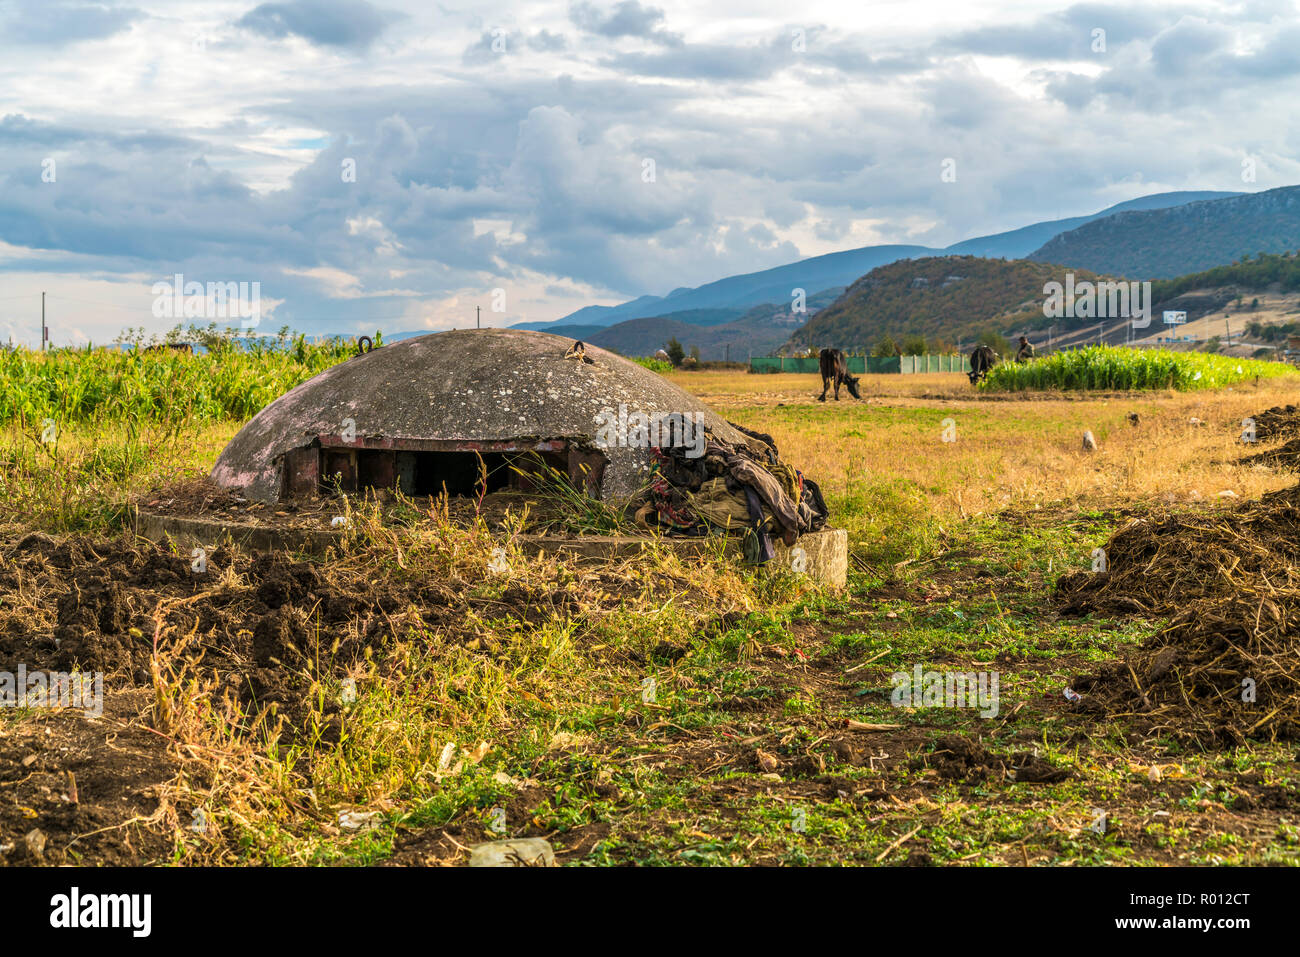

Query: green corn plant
981,346,1296,392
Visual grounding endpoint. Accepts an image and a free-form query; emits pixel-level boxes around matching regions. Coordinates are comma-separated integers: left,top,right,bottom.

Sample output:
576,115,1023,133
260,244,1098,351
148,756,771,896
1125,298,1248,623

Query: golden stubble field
670,370,1299,524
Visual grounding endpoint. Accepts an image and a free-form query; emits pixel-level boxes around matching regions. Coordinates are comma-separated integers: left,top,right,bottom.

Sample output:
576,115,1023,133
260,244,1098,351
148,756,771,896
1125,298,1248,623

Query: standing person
1016,335,1035,363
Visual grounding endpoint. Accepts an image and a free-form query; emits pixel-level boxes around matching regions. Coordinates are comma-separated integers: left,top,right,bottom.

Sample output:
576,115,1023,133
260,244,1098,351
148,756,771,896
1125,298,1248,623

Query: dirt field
3,370,1300,866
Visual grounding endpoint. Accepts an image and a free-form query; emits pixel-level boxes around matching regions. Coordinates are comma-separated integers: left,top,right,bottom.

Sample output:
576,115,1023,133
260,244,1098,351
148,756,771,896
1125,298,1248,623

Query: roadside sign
1163,310,1187,325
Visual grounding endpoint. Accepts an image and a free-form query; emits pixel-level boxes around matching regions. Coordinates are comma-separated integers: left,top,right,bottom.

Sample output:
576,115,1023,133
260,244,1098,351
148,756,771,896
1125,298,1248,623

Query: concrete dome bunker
210,329,760,504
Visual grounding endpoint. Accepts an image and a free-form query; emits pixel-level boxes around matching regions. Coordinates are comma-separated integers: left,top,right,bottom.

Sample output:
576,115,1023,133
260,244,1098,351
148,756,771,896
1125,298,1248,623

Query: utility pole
41,291,46,350
476,306,481,330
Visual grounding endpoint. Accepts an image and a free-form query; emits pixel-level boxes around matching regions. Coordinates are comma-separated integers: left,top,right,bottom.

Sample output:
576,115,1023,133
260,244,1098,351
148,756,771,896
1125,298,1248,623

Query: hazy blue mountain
946,191,1239,258
551,294,667,328
582,288,845,361
509,246,928,330
510,323,606,341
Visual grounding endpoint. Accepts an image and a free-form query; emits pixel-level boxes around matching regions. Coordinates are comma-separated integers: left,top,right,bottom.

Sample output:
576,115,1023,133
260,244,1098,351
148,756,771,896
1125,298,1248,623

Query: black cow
968,345,998,385
818,348,861,401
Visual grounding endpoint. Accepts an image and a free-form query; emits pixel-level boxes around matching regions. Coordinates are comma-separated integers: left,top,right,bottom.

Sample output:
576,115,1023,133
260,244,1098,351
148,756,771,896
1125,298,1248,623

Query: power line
44,294,142,311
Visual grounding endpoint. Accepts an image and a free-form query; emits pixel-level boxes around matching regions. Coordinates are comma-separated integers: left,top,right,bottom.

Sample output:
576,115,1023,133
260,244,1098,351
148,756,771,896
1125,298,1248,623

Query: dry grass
668,370,970,402
670,370,1300,523
0,498,810,864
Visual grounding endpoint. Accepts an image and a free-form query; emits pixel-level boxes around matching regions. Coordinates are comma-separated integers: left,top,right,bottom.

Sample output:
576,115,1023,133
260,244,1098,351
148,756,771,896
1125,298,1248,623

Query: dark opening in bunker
279,436,606,501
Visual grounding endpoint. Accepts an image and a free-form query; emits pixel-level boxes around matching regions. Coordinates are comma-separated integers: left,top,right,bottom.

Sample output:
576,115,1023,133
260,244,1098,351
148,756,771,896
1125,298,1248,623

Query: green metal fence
750,354,970,374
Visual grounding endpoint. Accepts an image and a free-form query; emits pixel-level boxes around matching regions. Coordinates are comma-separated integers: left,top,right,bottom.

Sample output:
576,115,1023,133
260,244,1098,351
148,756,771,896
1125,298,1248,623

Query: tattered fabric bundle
632,423,828,563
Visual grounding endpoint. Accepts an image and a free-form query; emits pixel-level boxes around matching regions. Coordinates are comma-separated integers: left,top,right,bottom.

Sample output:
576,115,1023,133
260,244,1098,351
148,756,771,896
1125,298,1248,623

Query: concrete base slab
134,509,848,588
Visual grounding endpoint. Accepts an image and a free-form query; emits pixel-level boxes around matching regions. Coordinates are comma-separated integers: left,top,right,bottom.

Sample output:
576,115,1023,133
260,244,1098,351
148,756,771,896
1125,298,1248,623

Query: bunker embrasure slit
279,435,606,500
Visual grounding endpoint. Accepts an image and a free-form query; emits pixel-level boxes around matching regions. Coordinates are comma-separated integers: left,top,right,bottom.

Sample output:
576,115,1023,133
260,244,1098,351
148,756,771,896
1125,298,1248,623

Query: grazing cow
968,345,998,385
818,348,861,401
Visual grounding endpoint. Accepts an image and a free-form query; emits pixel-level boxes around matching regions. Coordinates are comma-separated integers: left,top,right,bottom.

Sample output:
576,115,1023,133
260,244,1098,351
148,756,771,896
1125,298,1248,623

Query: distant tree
665,337,685,366
689,345,701,363
977,331,1012,356
185,321,235,355
873,335,900,357
1251,297,1260,309
901,334,927,355
1205,335,1222,353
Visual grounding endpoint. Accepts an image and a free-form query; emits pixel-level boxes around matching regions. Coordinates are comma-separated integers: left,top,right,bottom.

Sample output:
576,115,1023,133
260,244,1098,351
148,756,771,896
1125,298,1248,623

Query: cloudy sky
1,0,1297,345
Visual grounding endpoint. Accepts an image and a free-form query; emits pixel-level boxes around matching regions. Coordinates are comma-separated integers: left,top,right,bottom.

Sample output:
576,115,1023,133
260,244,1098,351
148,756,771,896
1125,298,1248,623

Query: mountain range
787,198,1300,356
542,288,845,360
376,185,1300,360
788,256,1109,354
1029,184,1300,278
513,190,1240,333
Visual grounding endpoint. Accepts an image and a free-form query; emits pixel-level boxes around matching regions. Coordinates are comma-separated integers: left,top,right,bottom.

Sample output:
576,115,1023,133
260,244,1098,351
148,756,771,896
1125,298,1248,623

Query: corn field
981,346,1297,392
0,336,359,427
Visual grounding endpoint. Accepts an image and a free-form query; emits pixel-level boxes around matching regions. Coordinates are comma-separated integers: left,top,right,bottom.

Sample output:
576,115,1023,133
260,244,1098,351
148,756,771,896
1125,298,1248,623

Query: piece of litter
338,809,382,830
468,838,556,867
437,741,457,771
24,828,47,859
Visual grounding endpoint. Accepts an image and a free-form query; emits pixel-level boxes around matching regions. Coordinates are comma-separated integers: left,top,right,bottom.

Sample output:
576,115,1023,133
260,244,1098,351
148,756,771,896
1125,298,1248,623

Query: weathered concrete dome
211,329,755,503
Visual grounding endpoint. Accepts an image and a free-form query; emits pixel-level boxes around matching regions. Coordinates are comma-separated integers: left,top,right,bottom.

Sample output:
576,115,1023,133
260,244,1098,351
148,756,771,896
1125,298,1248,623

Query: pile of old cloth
632,424,828,563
